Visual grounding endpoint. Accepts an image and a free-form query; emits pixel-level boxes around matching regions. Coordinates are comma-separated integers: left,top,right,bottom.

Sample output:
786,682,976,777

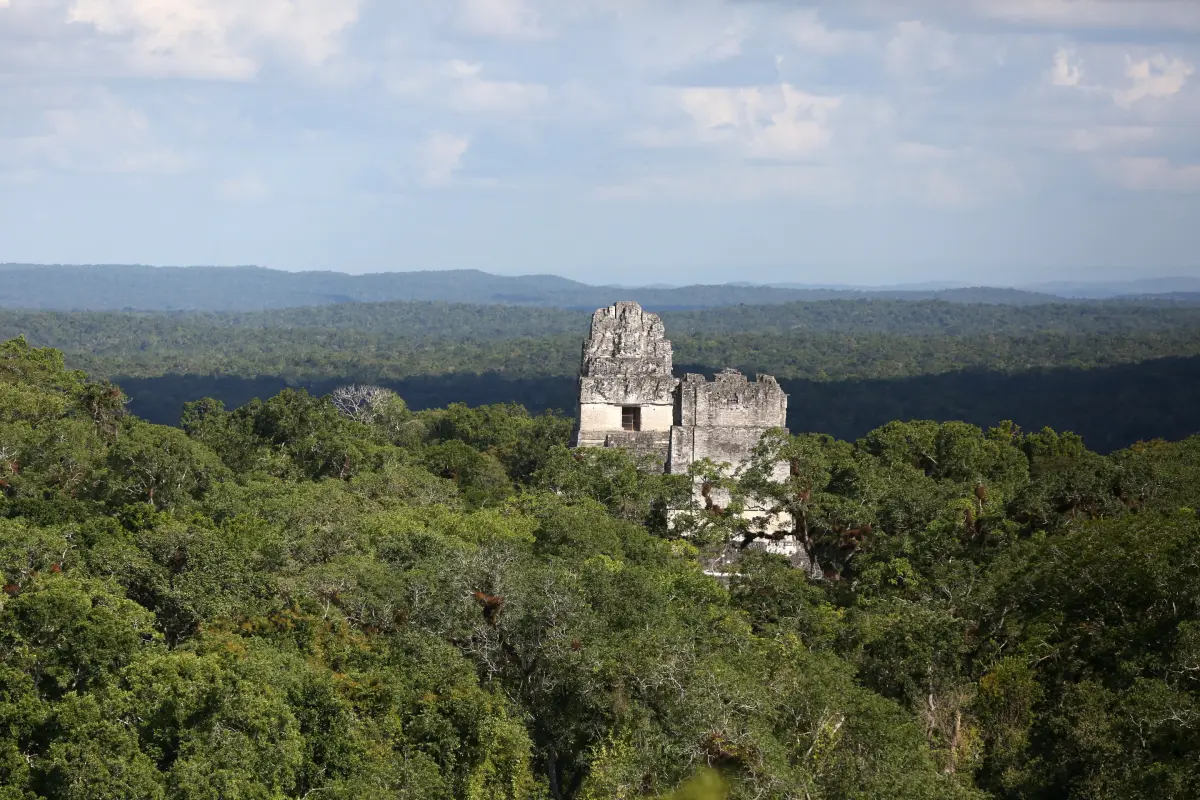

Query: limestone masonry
571,301,789,475
571,302,816,574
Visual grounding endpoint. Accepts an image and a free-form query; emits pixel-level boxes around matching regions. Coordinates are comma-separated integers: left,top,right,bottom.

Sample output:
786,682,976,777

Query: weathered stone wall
705,534,822,579
572,300,804,572
578,301,675,406
667,369,788,475
600,431,673,464
676,370,787,430
573,302,678,461
572,305,790,473
578,377,678,407
667,426,767,474
576,404,674,448
577,402,673,440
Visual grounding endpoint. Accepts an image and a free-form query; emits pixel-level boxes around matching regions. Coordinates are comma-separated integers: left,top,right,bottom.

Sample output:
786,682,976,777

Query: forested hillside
9,297,1200,340
0,264,1103,311
3,335,1200,799
3,299,1200,452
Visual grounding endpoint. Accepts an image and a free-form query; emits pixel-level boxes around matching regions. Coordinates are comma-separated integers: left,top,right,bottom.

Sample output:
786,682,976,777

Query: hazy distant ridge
1,263,1196,312
1027,277,1200,298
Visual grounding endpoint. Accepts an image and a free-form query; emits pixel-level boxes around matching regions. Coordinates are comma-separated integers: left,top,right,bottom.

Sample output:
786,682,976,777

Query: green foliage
103,421,230,509
2,336,1200,799
533,446,691,529
14,302,1200,389
10,299,1200,455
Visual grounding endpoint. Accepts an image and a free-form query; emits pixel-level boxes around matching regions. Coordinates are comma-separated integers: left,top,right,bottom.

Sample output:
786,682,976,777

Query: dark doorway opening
622,406,642,431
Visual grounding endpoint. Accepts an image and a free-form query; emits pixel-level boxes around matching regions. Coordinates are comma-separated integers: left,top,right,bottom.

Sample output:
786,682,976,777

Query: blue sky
1,0,1198,286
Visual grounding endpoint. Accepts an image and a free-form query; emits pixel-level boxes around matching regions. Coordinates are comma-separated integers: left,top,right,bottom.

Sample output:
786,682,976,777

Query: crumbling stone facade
572,302,789,476
574,302,676,460
572,302,814,573
668,369,788,476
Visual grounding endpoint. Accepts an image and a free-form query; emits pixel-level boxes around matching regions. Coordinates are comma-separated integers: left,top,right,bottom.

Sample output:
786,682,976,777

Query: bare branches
329,384,396,424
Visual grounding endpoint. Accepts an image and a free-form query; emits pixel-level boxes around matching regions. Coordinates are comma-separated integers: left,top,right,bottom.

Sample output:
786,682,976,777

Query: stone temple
576,299,793,497
571,302,816,573
571,301,789,477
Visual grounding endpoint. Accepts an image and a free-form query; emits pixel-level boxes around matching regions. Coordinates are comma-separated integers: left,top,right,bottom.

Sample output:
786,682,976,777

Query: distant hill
0,263,1082,311
1029,277,1200,299
0,264,599,311
1113,292,1200,304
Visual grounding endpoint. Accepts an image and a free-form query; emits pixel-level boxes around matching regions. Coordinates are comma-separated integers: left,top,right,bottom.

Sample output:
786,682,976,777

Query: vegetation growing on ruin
3,334,1200,799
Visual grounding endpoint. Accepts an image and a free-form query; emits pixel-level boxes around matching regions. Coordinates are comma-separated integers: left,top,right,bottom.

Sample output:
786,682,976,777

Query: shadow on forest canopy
115,355,1200,454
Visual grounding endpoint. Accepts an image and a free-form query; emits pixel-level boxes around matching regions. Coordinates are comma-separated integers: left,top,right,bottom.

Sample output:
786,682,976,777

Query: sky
1,0,1199,286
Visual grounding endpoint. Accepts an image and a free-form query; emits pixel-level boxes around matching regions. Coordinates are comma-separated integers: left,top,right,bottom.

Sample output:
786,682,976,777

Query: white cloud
873,141,1022,207
1101,156,1200,191
1045,47,1194,109
3,0,1200,257
892,141,957,163
600,1,754,76
1050,47,1082,87
455,0,549,40
66,0,361,79
117,149,191,173
389,60,550,116
1112,54,1194,108
418,132,470,186
970,0,1200,33
900,167,1017,208
913,170,976,207
1,91,189,175
1063,125,1156,153
883,20,954,76
216,172,269,201
443,60,550,113
594,163,856,203
783,9,870,56
638,83,842,161
710,22,750,61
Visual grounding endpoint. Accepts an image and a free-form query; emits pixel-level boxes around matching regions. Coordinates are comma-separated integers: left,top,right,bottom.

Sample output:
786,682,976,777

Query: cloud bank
1,0,1198,282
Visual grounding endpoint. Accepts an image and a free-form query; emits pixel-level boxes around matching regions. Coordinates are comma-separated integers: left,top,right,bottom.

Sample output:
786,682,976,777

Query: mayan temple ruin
571,302,812,570
571,301,788,473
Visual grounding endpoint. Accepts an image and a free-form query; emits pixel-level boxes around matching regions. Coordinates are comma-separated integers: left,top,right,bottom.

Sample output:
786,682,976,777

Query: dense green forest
4,335,1200,799
3,299,1200,452
8,297,1200,341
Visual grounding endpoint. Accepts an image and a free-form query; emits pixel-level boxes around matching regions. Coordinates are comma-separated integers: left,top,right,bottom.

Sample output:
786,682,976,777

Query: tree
329,384,396,424
103,421,230,509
